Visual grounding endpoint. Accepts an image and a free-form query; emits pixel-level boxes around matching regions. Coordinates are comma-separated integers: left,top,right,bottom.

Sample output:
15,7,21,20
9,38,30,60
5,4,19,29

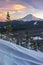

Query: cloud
34,10,43,19
27,5,36,12
31,0,43,9
0,13,2,17
12,4,26,11
7,4,36,13
6,0,10,2
0,12,5,21
0,3,37,21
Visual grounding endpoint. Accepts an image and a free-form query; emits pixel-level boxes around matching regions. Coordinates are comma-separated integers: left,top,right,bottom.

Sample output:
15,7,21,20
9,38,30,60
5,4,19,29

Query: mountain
20,14,42,21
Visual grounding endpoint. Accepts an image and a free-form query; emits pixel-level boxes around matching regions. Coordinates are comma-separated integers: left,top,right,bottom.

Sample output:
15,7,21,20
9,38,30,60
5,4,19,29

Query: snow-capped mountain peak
21,14,42,21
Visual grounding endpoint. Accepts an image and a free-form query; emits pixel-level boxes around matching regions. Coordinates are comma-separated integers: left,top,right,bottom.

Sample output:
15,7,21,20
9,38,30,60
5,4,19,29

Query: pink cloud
33,0,43,6
27,5,36,12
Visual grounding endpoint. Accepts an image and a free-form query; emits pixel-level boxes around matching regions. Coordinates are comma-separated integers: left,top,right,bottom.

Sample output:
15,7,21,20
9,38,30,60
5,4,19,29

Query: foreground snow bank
0,39,43,65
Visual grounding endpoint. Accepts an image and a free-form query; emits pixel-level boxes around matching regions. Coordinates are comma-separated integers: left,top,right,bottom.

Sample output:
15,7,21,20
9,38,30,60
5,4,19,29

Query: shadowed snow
0,39,43,65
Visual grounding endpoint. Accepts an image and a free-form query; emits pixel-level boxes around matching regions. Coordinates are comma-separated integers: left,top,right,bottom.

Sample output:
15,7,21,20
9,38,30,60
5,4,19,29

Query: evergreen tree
6,12,12,39
30,38,38,50
0,26,2,38
16,39,19,45
25,31,29,48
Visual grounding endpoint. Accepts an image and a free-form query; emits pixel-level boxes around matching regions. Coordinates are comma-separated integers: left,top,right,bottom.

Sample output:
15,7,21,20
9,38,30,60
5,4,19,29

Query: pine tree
0,26,2,38
25,31,29,48
30,38,38,50
6,12,12,39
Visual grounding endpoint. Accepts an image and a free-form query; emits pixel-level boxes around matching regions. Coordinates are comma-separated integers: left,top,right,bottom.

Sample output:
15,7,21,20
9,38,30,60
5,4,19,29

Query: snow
32,36,43,40
0,39,43,65
34,22,37,25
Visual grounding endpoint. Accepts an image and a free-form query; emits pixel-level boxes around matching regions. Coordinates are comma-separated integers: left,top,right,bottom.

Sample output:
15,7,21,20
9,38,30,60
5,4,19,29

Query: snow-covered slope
0,39,43,65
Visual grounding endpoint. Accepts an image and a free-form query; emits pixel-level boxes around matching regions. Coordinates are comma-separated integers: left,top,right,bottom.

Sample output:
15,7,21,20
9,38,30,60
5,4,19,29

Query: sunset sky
0,0,43,21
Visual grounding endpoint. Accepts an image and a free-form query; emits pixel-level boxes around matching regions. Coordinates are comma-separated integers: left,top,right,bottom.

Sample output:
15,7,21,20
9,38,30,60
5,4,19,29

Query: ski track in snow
0,39,43,65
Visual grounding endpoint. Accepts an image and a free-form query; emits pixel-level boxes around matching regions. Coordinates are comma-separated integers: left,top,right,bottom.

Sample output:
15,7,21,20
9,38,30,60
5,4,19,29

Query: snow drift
0,39,43,65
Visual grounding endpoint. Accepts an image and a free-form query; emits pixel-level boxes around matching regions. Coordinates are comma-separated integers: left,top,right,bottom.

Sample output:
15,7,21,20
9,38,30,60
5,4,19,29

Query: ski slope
0,39,43,65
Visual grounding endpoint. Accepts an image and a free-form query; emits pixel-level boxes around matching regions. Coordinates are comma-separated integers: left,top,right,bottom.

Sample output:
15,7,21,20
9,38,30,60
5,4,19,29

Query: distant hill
0,20,43,31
